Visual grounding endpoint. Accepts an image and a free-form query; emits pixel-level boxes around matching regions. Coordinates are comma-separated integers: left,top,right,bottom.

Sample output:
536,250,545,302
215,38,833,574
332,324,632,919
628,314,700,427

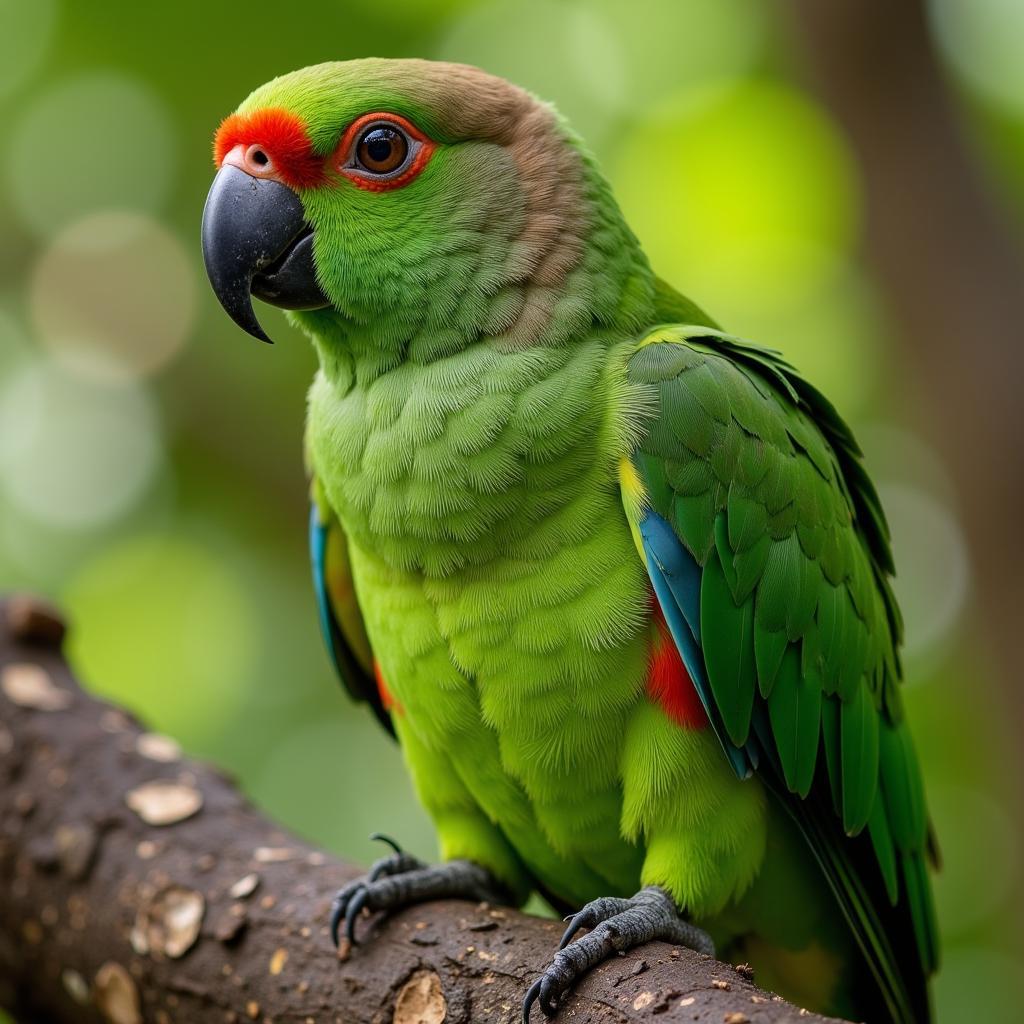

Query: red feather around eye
213,107,326,190
647,603,708,730
333,111,436,193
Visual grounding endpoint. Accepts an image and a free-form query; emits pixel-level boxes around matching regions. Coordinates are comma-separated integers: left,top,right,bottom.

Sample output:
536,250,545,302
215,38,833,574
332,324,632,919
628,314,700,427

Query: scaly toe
523,887,715,1020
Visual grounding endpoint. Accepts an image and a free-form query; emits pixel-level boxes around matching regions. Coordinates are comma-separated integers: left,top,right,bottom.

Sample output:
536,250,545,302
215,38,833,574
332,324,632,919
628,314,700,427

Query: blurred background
1,1,1021,1021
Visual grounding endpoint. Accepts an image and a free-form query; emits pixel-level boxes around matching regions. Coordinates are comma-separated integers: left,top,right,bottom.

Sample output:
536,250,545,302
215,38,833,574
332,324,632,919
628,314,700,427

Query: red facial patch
213,107,326,190
373,660,403,717
332,111,436,193
646,602,708,729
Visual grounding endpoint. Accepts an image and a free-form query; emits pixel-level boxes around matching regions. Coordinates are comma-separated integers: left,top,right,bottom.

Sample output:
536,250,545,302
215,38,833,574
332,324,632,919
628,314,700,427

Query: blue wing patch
639,509,756,779
308,503,393,735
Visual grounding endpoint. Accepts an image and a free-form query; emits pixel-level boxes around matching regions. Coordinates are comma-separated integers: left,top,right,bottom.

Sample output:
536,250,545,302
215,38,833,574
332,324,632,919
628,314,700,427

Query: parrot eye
337,113,435,191
356,126,408,175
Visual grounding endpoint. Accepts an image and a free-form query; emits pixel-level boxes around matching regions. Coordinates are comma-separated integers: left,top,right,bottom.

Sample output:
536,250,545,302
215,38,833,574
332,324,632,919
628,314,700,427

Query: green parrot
201,59,938,1023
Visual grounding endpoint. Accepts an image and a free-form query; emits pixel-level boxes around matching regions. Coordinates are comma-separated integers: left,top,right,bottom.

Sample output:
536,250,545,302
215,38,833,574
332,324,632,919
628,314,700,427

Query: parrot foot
522,886,714,1020
329,834,510,948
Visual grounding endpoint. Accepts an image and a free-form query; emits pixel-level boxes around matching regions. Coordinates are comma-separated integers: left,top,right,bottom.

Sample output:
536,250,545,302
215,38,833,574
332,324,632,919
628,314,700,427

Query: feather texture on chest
306,334,650,577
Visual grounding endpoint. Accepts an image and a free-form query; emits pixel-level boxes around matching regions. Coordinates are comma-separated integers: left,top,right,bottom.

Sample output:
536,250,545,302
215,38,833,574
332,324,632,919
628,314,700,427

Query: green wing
309,474,392,735
627,325,938,1023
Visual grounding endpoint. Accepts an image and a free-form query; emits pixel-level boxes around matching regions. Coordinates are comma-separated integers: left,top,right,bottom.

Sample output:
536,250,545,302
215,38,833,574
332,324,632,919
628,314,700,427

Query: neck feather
294,109,654,391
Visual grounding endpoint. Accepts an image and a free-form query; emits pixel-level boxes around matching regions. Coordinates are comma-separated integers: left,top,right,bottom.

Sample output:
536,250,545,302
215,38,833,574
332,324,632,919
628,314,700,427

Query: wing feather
626,325,937,1023
309,475,393,736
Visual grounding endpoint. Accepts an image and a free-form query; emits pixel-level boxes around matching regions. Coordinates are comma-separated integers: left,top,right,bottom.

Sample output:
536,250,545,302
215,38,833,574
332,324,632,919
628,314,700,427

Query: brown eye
356,125,408,175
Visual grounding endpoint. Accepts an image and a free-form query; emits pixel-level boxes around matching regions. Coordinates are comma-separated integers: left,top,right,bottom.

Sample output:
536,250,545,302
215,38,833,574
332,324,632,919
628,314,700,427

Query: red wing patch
373,660,403,717
647,602,708,729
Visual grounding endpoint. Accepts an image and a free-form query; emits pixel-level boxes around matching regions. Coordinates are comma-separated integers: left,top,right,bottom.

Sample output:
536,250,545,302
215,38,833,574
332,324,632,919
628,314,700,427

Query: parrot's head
202,58,624,347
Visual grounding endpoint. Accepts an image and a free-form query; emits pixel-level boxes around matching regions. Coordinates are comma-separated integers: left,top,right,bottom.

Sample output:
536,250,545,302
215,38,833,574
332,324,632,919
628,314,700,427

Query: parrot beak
201,164,330,343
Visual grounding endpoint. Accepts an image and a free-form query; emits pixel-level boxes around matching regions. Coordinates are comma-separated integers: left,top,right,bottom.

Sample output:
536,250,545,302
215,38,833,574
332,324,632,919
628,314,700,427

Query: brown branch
0,595,845,1024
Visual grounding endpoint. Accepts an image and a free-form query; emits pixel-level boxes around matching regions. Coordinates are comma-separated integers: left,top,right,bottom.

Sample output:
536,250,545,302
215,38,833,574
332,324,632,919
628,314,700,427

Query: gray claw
345,887,370,945
327,852,510,952
523,886,714,1020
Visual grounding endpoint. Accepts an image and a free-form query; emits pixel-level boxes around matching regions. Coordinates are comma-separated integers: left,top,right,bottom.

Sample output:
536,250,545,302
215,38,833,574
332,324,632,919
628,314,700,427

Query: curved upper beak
201,164,330,343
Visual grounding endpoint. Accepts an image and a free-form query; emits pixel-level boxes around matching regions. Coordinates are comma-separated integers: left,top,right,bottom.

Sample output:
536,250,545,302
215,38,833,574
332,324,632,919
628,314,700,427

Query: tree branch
0,595,845,1024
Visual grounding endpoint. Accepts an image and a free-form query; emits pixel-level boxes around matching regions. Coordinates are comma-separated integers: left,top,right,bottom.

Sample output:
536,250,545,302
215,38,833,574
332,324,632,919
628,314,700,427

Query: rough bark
0,595,844,1024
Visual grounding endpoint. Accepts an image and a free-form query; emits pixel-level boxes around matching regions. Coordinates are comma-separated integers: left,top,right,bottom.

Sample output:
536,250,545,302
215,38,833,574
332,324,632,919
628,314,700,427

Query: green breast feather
627,325,938,1024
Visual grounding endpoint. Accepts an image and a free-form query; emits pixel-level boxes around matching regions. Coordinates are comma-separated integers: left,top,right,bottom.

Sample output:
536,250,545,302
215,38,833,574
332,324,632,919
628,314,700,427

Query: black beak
201,164,330,343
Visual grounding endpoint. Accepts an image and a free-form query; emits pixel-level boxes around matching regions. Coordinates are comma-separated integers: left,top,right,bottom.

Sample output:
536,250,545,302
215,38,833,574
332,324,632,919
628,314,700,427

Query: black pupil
365,130,394,163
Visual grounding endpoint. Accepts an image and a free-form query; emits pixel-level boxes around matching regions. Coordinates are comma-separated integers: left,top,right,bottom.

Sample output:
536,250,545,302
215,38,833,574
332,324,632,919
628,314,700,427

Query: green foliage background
1,1,1022,1021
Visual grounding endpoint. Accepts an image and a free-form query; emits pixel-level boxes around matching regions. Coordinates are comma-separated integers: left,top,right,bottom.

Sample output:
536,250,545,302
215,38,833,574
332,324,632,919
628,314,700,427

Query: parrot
201,59,939,1023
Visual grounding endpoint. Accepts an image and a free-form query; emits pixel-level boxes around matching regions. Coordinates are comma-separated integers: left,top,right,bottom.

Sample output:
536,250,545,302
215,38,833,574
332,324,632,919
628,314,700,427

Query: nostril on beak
221,142,276,178
246,144,270,170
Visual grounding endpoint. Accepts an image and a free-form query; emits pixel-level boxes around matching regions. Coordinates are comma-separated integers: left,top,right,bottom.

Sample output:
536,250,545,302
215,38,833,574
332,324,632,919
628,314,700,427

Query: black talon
369,832,404,855
524,887,715,1019
558,911,589,950
329,893,346,948
344,887,370,945
522,979,543,1022
539,975,560,1017
325,850,508,964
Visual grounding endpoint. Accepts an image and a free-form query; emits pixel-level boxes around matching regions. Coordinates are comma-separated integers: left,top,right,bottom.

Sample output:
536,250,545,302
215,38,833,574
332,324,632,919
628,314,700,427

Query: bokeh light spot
930,784,1018,937
63,534,257,746
734,266,882,417
0,0,57,99
930,0,1024,116
252,714,435,865
436,0,626,146
0,308,32,380
611,81,860,313
933,947,1024,1024
878,482,970,662
588,0,766,113
31,210,195,377
859,425,958,505
438,0,765,148
9,72,176,237
0,356,162,529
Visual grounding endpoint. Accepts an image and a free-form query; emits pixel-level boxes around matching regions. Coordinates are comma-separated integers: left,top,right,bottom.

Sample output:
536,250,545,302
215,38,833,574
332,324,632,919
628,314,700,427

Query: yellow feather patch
618,456,648,560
